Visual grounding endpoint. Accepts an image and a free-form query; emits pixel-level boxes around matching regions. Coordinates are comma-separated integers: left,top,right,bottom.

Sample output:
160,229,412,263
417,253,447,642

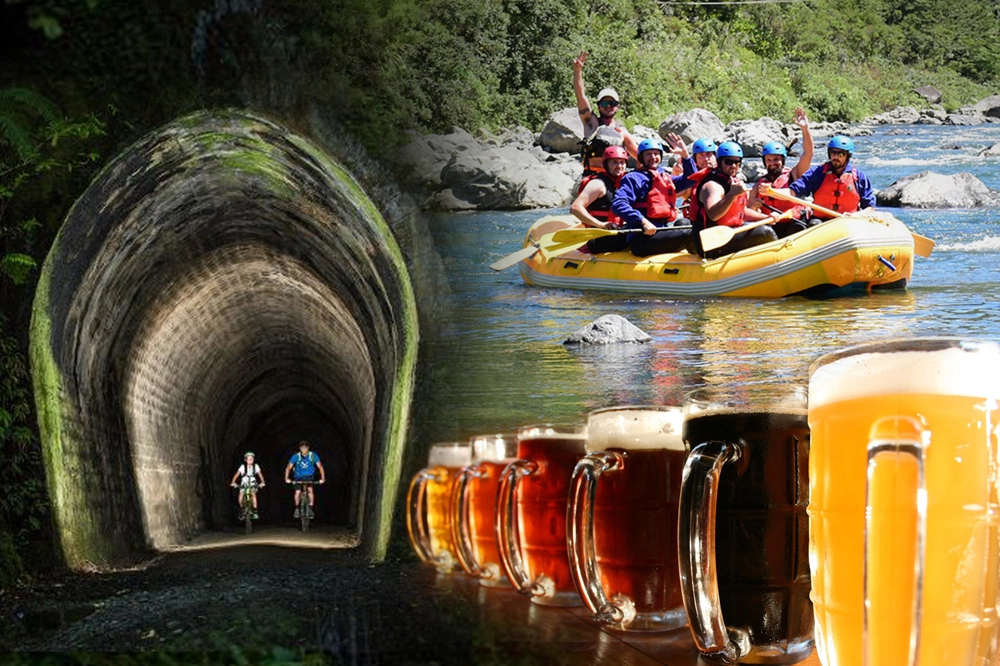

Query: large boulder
913,86,943,105
945,113,985,126
563,315,652,345
876,171,1000,208
864,106,921,124
979,144,1000,156
538,107,586,154
397,127,483,190
437,144,576,210
973,95,1000,118
722,117,797,157
659,108,725,145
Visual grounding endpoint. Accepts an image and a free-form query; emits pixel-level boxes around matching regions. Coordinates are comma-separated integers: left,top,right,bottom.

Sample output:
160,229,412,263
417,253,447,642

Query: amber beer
680,387,813,664
497,425,587,606
406,442,472,573
568,406,688,631
809,339,1000,666
451,433,517,587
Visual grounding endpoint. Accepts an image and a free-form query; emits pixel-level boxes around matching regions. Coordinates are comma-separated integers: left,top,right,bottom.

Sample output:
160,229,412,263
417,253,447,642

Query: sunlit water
416,125,1000,440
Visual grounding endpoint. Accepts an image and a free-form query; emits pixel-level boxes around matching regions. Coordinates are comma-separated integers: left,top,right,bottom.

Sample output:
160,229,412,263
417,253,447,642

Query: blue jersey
289,451,320,479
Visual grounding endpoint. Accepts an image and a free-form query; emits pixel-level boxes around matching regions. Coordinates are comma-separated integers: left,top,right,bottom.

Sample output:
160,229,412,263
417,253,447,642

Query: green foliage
4,0,102,39
0,528,22,588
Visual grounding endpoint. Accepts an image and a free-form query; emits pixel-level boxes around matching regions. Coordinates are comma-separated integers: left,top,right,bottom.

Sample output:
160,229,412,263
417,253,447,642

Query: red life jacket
693,170,746,229
577,172,621,225
756,168,794,212
812,163,861,213
682,168,712,224
632,169,678,223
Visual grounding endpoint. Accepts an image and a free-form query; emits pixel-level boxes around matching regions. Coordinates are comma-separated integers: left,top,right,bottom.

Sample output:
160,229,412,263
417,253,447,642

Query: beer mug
406,442,472,573
568,406,688,631
809,339,1000,666
451,433,518,587
679,385,813,664
497,424,587,606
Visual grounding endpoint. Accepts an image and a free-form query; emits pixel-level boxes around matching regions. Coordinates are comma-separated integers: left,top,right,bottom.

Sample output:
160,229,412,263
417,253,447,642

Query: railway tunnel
29,110,418,568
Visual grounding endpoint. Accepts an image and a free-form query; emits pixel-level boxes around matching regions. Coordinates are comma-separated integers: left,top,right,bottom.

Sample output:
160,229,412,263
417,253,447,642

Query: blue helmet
637,138,663,156
716,141,744,159
692,138,718,155
761,141,787,157
827,135,854,154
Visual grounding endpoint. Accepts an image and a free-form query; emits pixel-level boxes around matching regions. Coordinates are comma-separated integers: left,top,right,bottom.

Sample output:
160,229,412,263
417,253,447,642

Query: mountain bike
233,482,262,534
292,480,317,532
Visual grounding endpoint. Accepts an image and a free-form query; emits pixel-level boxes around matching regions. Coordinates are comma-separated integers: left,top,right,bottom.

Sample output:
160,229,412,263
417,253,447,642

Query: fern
0,253,38,285
0,87,62,162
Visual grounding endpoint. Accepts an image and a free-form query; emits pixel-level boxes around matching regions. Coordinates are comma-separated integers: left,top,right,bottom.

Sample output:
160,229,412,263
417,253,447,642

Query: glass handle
451,465,481,577
568,451,634,626
496,459,538,596
865,417,926,666
679,440,747,664
406,468,436,563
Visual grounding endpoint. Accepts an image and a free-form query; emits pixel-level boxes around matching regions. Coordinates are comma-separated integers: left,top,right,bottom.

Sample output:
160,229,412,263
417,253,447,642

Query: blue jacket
788,162,876,209
612,167,698,230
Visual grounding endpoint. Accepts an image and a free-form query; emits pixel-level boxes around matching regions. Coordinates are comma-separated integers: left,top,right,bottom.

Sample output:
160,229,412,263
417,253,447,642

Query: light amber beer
497,425,587,606
569,406,688,631
809,339,1000,666
451,433,517,587
406,442,472,572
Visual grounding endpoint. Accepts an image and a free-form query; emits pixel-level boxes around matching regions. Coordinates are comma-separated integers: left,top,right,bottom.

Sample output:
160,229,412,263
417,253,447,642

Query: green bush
0,528,23,589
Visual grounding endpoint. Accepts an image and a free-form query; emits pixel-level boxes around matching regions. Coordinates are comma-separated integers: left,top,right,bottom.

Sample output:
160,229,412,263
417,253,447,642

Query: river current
417,124,1000,440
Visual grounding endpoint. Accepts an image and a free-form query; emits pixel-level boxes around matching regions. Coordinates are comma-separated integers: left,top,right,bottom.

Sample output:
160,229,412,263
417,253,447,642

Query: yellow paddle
698,211,794,253
762,187,935,258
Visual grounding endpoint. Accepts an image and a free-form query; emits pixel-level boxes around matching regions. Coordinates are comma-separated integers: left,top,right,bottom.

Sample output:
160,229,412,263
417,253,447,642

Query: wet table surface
424,566,821,665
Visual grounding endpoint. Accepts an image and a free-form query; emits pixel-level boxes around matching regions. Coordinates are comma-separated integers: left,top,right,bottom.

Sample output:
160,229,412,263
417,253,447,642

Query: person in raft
747,107,815,238
611,136,699,257
571,145,633,254
572,49,638,172
782,135,875,217
690,142,785,259
675,137,718,210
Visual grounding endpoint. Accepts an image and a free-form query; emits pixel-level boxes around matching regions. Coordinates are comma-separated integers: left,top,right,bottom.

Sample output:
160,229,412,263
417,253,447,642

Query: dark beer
682,409,812,650
516,433,587,602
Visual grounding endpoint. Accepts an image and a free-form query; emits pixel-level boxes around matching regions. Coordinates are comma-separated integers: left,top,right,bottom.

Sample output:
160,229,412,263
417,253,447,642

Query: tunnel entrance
30,111,418,567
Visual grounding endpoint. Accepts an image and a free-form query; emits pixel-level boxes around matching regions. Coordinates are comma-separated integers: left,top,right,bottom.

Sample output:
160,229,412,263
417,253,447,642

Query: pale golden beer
809,339,1000,666
406,442,472,573
568,406,688,631
451,433,517,587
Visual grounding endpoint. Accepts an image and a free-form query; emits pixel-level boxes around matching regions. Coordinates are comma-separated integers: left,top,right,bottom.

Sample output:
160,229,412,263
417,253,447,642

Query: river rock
659,108,725,145
808,121,851,137
921,106,947,121
538,108,586,154
563,315,652,345
973,95,1000,118
631,124,659,141
979,144,1000,156
876,171,1000,208
864,106,921,124
741,161,767,183
913,86,943,105
945,113,985,126
722,118,797,157
885,128,914,136
437,144,576,210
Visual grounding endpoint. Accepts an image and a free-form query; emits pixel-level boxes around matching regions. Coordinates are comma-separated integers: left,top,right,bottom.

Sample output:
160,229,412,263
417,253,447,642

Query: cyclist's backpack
580,125,624,167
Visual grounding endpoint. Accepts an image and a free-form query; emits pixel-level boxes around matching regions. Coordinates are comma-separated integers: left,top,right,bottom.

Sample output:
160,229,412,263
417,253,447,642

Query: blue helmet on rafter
716,142,744,159
692,138,718,155
761,141,787,157
828,135,854,154
637,138,663,156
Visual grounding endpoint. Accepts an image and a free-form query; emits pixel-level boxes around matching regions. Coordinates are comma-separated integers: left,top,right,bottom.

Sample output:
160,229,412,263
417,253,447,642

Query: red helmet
602,146,628,161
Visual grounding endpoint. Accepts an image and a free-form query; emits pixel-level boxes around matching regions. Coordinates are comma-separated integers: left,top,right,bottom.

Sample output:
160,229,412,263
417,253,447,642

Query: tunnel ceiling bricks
30,110,418,568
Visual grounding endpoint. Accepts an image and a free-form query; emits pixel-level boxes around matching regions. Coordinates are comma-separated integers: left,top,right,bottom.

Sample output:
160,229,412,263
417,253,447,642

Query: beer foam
428,444,472,468
470,434,518,462
586,407,685,451
810,345,1000,408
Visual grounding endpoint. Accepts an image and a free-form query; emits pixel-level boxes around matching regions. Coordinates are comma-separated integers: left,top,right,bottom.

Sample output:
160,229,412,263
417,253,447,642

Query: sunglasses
721,158,743,166
828,149,849,157
598,100,620,109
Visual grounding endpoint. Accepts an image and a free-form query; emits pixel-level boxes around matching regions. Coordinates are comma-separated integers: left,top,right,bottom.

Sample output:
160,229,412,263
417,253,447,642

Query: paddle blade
698,225,738,253
911,233,935,258
489,244,538,271
549,227,622,244
539,240,587,260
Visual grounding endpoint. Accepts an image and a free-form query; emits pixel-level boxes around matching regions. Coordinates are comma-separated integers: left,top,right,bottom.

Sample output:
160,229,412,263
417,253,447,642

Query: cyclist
284,440,326,519
230,451,265,519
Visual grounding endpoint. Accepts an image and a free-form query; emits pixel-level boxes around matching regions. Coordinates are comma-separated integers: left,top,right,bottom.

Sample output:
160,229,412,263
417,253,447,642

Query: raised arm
573,51,594,127
789,108,813,181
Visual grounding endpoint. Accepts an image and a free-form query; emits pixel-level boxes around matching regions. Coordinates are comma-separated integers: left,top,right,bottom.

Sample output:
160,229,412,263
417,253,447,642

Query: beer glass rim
683,384,807,413
809,337,1000,378
426,441,471,468
517,423,587,439
587,404,681,417
468,432,518,462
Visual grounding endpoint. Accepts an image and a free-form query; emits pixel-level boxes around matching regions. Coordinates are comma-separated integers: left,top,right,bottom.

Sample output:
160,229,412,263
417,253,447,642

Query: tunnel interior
31,111,417,566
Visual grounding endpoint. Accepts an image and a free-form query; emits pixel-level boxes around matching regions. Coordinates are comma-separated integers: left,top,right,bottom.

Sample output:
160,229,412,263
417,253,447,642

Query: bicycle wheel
244,489,253,534
300,490,310,532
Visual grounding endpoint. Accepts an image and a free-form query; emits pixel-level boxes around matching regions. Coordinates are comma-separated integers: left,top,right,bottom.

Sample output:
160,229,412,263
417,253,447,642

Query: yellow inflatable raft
518,213,915,298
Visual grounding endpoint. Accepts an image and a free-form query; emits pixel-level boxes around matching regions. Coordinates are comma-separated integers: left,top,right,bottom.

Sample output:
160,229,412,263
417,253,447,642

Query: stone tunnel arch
29,111,418,568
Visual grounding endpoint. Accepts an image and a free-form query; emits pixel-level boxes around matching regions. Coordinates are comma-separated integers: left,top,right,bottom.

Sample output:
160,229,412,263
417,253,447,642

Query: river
415,124,1000,441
